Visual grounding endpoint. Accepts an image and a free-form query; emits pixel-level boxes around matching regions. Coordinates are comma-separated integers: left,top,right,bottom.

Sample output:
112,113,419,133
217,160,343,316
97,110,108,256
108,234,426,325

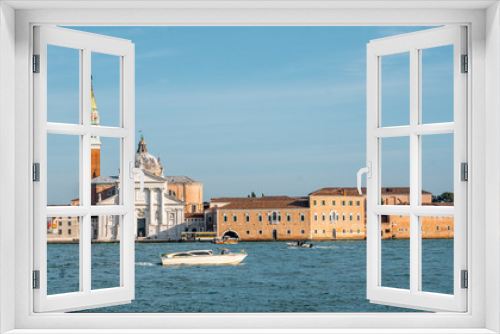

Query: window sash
33,25,136,313
366,26,467,312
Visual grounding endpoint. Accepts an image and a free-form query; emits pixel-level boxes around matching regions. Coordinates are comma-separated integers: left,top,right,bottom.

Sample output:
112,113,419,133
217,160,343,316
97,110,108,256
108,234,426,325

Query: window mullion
409,47,420,294
81,48,92,294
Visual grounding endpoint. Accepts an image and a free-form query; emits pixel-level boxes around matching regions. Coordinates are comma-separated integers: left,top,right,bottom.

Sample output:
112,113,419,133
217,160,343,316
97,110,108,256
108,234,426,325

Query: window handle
357,162,372,195
129,161,145,194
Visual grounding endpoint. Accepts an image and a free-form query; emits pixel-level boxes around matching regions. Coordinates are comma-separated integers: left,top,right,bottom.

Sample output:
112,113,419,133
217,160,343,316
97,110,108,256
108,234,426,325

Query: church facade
54,82,206,242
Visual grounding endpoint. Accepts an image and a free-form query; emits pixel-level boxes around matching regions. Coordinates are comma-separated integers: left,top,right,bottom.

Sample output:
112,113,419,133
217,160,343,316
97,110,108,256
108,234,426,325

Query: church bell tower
90,80,101,179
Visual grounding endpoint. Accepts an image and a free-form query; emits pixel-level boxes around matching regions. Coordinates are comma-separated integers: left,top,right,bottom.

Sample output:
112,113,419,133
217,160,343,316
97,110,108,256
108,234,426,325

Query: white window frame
33,25,136,313
0,2,498,334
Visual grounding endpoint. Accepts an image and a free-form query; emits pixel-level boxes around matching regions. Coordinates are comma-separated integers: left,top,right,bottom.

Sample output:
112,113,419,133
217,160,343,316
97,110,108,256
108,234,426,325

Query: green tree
432,192,454,203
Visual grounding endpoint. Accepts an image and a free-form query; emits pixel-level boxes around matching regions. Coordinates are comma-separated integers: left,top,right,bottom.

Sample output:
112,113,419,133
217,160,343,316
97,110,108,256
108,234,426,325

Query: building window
301,230,305,234
314,230,317,234
448,226,451,230
68,221,71,226
332,200,336,206
246,230,250,235
268,214,272,223
342,229,346,234
258,230,263,235
191,205,196,212
287,214,290,222
233,214,237,222
349,200,353,206
278,213,281,222
58,221,62,226
223,214,227,223
342,214,345,221
313,200,317,206
437,226,440,231
258,214,262,222
350,213,353,221
357,229,360,233
314,213,318,221
357,214,360,221
58,229,62,235
342,200,346,206
287,230,291,234
350,229,353,233
208,216,212,223
300,214,305,222
356,201,361,206
321,200,325,206
68,229,72,235
322,213,325,221
322,229,325,234
245,214,250,222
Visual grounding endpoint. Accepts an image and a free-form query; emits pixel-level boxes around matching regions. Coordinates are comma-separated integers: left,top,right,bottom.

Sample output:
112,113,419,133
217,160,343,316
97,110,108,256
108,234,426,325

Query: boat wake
313,245,338,249
135,262,158,266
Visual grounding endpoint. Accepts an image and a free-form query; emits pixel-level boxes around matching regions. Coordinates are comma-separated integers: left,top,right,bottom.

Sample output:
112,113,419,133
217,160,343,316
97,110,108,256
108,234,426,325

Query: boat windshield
172,253,192,257
189,251,212,256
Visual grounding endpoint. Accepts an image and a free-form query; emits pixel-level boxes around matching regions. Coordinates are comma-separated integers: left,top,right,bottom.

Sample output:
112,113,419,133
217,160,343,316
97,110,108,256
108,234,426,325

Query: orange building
206,196,310,241
207,187,452,241
165,176,204,214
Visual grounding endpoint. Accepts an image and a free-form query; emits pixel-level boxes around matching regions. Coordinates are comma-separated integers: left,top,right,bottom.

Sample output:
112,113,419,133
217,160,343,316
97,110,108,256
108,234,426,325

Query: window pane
381,52,410,127
91,52,121,127
381,215,410,290
421,216,454,294
422,134,454,205
47,216,81,295
421,45,454,124
91,215,121,290
381,137,410,205
47,45,80,124
91,137,121,205
47,134,80,206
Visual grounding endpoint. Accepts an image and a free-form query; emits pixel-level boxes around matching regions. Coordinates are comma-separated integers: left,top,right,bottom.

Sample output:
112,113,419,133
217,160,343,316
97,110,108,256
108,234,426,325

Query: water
46,240,454,313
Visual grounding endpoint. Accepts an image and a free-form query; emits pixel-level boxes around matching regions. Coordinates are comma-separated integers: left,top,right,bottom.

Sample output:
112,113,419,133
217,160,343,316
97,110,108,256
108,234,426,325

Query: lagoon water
47,240,454,313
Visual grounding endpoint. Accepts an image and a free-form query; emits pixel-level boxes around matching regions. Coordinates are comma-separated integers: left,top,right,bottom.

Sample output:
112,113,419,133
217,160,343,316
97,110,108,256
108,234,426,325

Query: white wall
0,2,15,333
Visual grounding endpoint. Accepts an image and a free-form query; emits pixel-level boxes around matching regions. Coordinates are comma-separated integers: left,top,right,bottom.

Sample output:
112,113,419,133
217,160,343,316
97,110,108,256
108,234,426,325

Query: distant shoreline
46,238,453,244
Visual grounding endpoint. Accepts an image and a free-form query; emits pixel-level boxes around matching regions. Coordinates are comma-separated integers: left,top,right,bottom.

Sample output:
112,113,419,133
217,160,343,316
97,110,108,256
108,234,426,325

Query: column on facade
160,187,165,225
149,188,155,237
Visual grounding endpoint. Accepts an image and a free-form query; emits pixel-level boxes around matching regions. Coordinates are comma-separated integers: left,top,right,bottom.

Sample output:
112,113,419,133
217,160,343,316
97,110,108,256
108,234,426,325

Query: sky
46,26,454,205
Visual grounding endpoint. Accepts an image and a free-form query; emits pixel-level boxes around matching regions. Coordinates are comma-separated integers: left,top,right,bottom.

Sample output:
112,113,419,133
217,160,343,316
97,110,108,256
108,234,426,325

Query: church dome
135,135,163,176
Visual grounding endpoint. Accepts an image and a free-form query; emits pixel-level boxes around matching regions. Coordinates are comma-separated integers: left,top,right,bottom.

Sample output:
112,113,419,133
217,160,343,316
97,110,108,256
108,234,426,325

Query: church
88,83,205,241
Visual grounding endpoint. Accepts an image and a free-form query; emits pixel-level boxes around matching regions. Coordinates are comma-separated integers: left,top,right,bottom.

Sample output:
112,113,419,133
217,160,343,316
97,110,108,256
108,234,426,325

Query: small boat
286,241,313,248
212,237,238,244
160,248,247,265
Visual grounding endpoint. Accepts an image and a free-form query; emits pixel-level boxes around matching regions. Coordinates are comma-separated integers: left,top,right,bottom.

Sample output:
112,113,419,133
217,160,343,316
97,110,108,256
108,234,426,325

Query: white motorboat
286,241,313,248
160,248,247,265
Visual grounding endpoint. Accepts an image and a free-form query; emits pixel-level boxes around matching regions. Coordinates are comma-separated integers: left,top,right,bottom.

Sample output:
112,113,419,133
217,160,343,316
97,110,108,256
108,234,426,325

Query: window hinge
32,270,40,289
33,54,40,73
461,269,468,289
461,54,468,73
461,162,468,182
33,163,40,182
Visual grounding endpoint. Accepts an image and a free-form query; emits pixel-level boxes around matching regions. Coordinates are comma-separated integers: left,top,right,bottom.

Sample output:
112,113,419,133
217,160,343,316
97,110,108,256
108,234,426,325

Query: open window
33,26,136,312
365,26,467,312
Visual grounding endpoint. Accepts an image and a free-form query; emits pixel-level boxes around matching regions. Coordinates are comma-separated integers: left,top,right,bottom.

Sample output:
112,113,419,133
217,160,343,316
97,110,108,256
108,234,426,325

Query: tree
432,192,454,203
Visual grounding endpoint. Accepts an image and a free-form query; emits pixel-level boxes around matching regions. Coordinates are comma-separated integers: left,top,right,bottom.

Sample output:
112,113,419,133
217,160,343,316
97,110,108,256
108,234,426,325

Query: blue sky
47,26,454,204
